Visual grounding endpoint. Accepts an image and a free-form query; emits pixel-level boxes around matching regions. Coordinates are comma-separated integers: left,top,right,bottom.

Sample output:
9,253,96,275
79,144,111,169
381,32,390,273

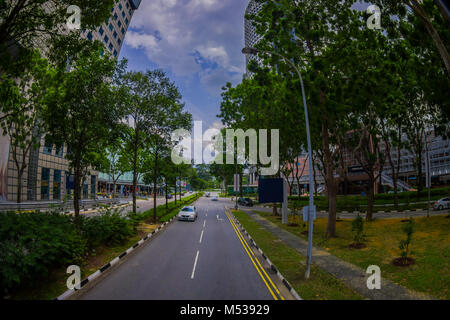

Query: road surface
78,193,285,300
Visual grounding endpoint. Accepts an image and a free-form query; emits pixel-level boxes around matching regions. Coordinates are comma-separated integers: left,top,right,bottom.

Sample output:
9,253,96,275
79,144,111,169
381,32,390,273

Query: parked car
238,197,253,207
205,192,210,197
178,206,198,221
211,196,218,201
166,194,173,199
433,198,450,210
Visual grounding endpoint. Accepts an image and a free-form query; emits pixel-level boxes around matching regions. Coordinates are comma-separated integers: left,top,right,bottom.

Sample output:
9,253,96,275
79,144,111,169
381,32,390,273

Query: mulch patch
348,242,366,249
336,219,343,222
301,231,308,235
287,223,299,227
401,219,411,222
392,257,415,267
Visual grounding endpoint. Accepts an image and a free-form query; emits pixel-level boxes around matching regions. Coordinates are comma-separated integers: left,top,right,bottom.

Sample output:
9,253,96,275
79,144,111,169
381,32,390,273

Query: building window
55,143,64,158
104,35,109,43
43,137,52,155
119,3,122,10
41,168,50,200
126,2,129,8
109,23,113,31
125,18,129,25
114,13,118,20
121,27,125,34
113,50,118,57
109,43,113,51
99,26,104,35
83,181,89,199
118,39,121,45
113,31,117,38
118,20,122,28
87,32,93,40
53,170,61,200
122,11,125,18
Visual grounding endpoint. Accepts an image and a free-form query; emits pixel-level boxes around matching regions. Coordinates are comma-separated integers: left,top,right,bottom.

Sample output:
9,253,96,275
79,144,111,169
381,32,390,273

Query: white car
178,206,198,221
211,196,218,201
205,192,210,197
433,198,450,210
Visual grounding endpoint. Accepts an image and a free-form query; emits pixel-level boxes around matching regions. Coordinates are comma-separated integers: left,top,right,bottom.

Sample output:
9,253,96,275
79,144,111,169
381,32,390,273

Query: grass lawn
254,210,450,300
232,210,363,300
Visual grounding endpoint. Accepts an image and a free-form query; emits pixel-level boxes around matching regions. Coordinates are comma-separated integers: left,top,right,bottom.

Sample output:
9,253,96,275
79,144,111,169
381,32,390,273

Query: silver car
178,206,198,221
433,198,450,210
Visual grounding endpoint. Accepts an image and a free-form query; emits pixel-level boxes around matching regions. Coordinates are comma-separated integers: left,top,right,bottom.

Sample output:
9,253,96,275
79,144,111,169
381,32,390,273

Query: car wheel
439,205,443,210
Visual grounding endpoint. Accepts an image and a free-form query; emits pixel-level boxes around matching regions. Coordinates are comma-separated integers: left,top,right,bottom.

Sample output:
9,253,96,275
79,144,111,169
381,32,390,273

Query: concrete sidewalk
239,209,434,300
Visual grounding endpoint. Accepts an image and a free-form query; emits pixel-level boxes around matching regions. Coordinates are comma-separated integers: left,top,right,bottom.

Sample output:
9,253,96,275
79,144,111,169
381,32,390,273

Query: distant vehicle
433,198,450,210
205,192,210,197
238,197,253,207
189,191,193,193
166,194,173,199
178,206,198,221
211,196,218,201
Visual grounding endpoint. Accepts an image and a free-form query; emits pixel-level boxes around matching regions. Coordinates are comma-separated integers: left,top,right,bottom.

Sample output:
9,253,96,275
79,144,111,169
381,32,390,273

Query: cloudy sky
119,0,249,132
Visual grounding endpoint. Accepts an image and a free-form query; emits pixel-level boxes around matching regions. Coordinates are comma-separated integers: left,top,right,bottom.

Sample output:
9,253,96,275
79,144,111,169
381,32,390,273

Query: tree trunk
132,138,138,214
16,168,25,204
322,119,338,238
153,154,158,222
165,183,168,212
174,183,177,205
239,173,243,197
73,166,82,228
393,175,399,210
272,203,278,216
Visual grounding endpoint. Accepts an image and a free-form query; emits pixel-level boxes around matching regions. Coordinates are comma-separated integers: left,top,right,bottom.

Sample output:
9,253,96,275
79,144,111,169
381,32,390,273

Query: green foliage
81,209,134,248
0,211,86,293
399,218,415,259
351,215,365,244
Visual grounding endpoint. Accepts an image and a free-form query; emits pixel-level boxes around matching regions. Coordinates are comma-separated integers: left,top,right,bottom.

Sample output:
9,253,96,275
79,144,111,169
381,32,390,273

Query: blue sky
119,0,249,132
118,1,370,132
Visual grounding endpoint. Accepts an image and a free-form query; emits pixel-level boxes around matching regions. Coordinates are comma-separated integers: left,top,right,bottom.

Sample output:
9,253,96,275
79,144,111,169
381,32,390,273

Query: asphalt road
78,193,276,300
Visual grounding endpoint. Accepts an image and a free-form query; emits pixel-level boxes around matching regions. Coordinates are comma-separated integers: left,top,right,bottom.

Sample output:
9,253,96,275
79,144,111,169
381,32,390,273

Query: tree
121,69,191,218
0,0,115,61
42,38,125,224
0,49,49,203
97,135,131,198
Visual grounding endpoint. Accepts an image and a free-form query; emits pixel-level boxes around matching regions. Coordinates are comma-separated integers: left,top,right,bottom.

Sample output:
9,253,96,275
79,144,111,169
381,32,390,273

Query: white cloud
125,0,246,81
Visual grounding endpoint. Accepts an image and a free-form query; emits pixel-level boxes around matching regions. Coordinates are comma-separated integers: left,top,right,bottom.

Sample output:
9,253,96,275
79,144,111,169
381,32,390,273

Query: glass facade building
0,0,141,202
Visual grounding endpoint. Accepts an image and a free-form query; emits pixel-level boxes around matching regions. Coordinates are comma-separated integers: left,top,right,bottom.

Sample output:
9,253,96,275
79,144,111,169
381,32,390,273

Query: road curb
55,217,175,300
228,210,302,300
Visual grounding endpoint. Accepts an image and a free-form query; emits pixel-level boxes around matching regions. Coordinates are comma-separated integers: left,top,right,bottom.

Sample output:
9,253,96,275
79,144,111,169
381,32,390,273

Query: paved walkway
239,209,434,300
254,205,448,219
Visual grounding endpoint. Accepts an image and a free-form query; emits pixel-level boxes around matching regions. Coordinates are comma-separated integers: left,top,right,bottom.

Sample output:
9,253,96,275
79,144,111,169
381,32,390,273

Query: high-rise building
244,0,264,69
0,0,141,203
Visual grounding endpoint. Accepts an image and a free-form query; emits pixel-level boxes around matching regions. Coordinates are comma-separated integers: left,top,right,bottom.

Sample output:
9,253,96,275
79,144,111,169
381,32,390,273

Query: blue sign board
258,178,284,203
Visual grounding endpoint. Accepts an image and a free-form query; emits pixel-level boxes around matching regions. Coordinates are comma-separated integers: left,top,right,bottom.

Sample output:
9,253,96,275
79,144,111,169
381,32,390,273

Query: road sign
258,178,283,203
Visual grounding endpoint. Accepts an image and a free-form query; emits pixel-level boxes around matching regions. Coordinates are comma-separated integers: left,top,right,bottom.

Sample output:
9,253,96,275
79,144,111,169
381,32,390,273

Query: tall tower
244,0,263,68
82,0,141,58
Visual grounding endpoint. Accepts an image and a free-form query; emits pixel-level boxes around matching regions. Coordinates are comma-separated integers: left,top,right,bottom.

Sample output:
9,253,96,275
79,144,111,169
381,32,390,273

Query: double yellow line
225,210,285,300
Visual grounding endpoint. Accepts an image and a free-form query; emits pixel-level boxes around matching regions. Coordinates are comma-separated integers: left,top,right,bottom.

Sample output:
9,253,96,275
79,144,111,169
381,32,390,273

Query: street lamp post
242,47,315,279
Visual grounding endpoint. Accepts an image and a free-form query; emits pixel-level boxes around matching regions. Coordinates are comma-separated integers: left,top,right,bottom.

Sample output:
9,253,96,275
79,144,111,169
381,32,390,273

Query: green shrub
399,218,415,260
81,210,134,248
351,215,365,244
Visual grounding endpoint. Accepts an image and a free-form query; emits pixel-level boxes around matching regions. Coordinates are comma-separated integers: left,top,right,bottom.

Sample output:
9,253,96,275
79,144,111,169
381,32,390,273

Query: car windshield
181,207,194,212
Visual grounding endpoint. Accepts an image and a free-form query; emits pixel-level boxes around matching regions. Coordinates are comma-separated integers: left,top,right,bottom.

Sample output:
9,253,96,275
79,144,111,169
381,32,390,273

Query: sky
118,0,249,133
